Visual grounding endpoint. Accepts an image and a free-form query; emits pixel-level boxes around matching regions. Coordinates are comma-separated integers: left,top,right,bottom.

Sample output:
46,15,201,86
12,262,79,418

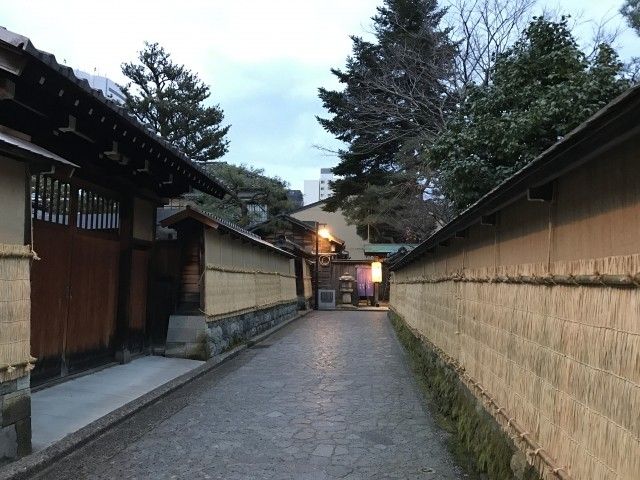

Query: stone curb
334,307,390,312
0,310,311,480
246,309,310,347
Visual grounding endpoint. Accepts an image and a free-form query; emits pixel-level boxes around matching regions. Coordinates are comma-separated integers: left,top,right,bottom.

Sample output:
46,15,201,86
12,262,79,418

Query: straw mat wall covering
392,252,640,480
0,244,35,383
204,264,297,318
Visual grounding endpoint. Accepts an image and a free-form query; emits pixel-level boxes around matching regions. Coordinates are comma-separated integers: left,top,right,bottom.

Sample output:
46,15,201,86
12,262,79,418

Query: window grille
77,188,119,230
31,175,120,230
32,174,71,225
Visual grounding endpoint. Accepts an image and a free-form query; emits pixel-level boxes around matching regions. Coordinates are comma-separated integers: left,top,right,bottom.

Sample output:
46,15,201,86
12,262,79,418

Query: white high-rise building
303,168,335,205
74,70,126,104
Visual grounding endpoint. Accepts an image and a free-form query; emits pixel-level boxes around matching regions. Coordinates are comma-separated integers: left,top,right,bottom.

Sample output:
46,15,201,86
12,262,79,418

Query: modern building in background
73,69,126,104
303,168,335,205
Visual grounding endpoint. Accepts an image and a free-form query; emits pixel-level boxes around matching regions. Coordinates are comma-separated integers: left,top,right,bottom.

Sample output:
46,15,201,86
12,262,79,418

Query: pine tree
621,0,640,35
121,42,230,163
190,163,293,227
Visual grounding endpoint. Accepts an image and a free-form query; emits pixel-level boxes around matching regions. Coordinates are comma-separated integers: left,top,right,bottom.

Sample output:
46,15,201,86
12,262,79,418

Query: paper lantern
371,261,382,283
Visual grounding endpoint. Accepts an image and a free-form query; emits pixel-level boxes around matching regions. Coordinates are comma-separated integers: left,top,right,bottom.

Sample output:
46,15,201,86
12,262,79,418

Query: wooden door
30,220,72,382
64,230,120,373
30,175,122,383
178,229,202,313
129,246,150,352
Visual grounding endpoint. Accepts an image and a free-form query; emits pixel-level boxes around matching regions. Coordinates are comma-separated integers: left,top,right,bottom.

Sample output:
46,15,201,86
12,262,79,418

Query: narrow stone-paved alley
35,311,465,479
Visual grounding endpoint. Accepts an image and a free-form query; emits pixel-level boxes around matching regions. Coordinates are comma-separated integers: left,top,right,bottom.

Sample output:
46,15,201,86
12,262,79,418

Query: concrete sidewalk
31,356,204,451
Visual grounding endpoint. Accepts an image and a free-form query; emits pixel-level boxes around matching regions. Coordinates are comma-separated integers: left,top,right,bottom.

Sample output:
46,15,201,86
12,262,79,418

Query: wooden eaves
160,206,296,259
0,26,229,200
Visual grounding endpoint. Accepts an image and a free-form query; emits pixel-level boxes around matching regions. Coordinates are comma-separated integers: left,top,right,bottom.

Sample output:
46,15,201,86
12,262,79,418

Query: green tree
121,42,229,162
189,163,293,227
429,17,629,210
317,0,456,242
621,0,640,34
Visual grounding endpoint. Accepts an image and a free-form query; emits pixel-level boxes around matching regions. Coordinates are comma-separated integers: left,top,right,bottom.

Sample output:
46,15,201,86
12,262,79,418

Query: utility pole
314,221,319,310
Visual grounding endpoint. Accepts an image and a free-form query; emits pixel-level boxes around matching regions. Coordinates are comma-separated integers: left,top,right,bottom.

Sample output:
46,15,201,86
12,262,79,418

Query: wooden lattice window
32,174,71,225
31,175,120,230
77,188,120,230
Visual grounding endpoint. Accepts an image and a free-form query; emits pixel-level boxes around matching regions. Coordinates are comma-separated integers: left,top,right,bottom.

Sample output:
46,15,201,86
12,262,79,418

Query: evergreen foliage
621,0,640,35
317,0,456,242
428,17,628,210
121,42,230,163
191,163,293,227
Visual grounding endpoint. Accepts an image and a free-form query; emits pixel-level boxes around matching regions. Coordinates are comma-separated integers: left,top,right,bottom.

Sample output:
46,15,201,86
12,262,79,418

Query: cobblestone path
36,311,466,479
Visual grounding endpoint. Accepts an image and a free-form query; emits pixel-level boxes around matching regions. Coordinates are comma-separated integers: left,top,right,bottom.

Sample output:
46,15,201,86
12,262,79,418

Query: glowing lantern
371,261,382,283
318,227,331,239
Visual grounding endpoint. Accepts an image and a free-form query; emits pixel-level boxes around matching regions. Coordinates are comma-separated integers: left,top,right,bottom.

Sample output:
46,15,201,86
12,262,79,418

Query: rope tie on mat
1,357,37,373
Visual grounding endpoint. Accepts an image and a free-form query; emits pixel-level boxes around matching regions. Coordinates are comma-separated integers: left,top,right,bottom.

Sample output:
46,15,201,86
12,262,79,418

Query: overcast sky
1,0,637,192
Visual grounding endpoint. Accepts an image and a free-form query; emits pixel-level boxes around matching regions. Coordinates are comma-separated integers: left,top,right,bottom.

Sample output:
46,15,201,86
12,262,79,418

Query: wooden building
390,85,640,479
252,214,345,308
0,27,227,459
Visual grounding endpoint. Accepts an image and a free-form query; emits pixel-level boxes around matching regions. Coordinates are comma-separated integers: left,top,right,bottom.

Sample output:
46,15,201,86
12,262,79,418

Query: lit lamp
318,227,331,239
371,261,382,283
371,260,382,307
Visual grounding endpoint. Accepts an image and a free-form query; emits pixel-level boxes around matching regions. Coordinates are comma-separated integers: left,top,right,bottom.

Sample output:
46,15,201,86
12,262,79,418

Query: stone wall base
297,296,311,311
0,374,31,462
388,311,540,480
166,302,298,360
206,302,297,356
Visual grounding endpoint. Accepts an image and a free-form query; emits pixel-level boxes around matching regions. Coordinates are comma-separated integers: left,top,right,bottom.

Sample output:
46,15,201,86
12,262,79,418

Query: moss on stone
389,311,540,480
222,335,244,353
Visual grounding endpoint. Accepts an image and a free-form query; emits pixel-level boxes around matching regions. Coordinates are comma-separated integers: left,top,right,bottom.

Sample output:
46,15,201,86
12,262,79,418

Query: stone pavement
35,311,467,479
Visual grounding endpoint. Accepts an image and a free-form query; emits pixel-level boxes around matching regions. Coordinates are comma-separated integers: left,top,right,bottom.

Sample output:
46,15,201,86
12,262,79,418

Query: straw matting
391,253,640,480
205,264,297,317
0,244,34,383
303,260,313,299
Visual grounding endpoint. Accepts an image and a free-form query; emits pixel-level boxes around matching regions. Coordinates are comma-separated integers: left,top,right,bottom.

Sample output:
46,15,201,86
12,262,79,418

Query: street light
314,222,329,310
318,227,331,239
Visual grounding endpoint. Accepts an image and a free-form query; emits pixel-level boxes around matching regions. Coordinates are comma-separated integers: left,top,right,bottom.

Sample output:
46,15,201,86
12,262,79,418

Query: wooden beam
0,78,15,100
58,115,95,143
0,47,27,76
527,182,554,202
481,213,497,226
103,141,120,161
115,194,134,364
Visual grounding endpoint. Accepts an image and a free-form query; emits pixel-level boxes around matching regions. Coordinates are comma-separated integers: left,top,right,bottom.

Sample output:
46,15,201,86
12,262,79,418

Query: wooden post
115,194,134,364
60,183,79,376
314,222,319,310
